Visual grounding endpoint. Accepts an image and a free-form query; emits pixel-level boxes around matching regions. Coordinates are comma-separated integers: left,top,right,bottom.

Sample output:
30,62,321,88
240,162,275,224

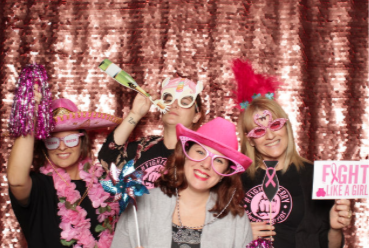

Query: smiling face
46,130,82,171
183,144,225,193
248,109,288,167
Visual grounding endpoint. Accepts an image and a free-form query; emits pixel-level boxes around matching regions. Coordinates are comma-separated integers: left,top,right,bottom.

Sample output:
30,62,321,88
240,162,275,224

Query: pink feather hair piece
232,59,281,110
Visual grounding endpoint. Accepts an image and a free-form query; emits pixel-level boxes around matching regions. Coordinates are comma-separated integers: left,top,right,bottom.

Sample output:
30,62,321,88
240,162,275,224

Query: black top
98,131,174,189
242,163,337,248
242,165,305,248
9,172,99,248
171,223,202,248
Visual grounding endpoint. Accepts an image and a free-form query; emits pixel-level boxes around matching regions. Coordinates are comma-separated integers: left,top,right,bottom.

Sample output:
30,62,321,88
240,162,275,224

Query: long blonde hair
238,97,310,178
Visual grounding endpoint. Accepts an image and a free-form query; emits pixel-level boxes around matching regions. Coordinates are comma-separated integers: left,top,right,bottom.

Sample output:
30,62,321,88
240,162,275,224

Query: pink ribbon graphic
265,168,276,187
330,163,339,184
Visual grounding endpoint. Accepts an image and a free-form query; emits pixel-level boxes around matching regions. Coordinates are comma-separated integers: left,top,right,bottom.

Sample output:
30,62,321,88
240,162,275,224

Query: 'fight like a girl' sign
313,161,369,199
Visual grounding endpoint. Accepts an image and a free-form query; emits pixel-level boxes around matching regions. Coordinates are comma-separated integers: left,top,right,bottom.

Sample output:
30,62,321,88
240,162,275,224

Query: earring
219,177,223,182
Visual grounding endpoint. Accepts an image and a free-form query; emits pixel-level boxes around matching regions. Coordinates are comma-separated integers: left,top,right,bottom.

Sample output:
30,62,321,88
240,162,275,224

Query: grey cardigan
111,188,253,248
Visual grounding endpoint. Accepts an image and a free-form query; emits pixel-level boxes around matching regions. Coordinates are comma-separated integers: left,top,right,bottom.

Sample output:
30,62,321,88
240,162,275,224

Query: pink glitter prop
9,64,54,139
246,238,273,248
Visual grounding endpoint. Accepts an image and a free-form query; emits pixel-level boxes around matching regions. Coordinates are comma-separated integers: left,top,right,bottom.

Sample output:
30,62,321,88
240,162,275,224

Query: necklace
43,150,71,186
40,158,119,247
175,188,236,230
43,151,93,206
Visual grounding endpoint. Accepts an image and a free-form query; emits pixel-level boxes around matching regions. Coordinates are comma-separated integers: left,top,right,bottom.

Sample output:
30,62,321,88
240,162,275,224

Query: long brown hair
155,142,245,218
192,95,205,130
238,97,311,179
32,129,92,172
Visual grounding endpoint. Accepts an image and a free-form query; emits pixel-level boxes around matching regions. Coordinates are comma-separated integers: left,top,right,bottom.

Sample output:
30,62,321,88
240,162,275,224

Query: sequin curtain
0,0,367,247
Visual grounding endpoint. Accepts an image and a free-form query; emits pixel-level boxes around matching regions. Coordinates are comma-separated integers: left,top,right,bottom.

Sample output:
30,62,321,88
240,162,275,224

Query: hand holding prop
9,64,54,139
99,59,169,113
262,160,279,245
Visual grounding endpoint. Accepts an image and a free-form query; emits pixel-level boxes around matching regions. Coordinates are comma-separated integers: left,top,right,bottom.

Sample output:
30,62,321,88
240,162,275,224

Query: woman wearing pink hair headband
233,59,351,248
98,77,205,189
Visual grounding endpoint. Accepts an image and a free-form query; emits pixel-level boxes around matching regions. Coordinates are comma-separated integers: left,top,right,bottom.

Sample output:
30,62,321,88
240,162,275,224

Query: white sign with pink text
313,161,369,199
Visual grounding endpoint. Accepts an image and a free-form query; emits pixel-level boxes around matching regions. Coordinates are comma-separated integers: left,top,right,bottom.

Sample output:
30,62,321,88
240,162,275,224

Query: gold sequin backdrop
0,0,367,247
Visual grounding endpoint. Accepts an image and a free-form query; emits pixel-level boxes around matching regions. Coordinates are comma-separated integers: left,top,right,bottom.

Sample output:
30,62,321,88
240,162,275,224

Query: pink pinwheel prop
101,160,149,214
100,160,149,247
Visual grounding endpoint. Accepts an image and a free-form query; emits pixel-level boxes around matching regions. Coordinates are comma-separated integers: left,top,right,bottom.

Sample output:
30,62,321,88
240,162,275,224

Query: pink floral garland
40,159,119,248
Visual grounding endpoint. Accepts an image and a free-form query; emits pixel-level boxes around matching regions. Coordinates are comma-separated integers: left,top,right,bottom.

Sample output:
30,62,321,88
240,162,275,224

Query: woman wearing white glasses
98,77,205,189
8,96,121,248
111,117,253,248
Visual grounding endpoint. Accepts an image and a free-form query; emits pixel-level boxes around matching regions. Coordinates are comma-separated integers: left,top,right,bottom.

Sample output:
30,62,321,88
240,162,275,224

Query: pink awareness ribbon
330,163,339,184
265,167,277,187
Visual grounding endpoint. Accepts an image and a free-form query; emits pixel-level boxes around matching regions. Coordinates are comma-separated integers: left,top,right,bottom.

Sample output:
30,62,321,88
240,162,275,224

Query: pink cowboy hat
52,98,122,132
176,117,252,171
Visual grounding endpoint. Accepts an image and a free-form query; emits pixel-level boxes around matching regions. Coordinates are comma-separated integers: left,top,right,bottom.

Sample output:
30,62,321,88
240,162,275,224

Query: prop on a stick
9,64,54,139
262,160,279,204
100,159,149,247
262,160,279,246
99,59,169,113
246,238,273,248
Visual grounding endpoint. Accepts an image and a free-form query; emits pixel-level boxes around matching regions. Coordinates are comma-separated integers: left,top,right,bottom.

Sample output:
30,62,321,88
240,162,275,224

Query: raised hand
33,84,42,109
113,89,158,146
130,91,153,119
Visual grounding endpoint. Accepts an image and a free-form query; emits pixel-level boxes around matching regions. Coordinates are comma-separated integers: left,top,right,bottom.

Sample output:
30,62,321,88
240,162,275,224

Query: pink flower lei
40,159,119,248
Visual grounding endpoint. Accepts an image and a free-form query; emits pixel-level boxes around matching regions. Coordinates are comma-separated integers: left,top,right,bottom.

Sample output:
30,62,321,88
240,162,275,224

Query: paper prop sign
313,161,369,199
262,160,279,229
262,160,280,202
99,59,169,113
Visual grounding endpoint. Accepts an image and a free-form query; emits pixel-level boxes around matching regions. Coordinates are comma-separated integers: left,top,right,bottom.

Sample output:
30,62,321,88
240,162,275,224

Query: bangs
243,97,288,132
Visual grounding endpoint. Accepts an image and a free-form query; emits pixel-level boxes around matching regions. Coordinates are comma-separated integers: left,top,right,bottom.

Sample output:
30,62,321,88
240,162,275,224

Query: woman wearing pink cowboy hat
111,117,253,248
99,77,205,189
8,93,122,248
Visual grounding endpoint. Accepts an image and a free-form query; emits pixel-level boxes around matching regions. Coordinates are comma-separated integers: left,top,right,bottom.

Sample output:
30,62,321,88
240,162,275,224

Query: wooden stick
269,201,272,240
133,206,141,247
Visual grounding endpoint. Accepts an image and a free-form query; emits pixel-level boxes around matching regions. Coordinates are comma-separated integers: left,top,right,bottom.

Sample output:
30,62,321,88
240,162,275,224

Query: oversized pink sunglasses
247,110,288,138
179,136,245,176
